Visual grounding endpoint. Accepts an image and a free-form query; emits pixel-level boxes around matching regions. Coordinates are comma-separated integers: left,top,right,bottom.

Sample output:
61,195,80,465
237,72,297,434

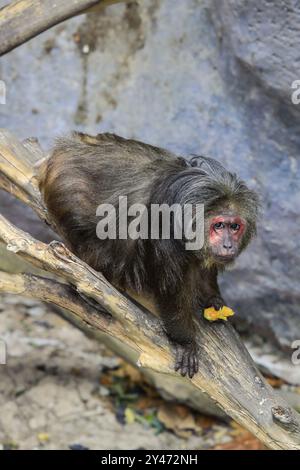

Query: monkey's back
38,132,184,289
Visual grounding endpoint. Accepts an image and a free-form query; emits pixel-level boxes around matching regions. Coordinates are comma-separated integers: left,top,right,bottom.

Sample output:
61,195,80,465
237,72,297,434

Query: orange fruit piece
204,305,234,322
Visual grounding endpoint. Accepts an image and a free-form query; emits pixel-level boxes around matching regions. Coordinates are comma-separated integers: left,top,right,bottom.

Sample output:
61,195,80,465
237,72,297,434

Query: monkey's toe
174,344,199,379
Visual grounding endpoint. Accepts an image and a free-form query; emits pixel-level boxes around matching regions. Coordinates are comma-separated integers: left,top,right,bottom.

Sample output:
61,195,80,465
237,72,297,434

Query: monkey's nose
223,243,233,250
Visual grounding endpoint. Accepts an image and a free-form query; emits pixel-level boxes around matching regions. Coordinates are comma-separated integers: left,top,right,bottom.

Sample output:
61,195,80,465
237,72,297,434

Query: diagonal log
0,0,128,57
0,270,123,338
0,128,300,449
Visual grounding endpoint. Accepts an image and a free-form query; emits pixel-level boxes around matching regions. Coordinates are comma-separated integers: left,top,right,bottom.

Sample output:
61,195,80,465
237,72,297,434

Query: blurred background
0,0,299,450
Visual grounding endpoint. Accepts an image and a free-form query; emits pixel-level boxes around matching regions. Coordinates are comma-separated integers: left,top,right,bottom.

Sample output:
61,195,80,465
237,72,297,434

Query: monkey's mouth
214,254,235,263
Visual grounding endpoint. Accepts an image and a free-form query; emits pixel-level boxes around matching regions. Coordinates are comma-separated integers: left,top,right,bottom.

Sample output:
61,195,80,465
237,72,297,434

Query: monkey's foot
204,305,234,322
174,343,199,378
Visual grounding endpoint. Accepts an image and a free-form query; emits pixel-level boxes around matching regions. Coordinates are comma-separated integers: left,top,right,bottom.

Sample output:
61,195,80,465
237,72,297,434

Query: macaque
38,133,259,378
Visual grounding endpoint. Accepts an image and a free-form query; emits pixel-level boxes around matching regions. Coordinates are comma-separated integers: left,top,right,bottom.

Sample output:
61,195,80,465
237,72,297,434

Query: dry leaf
114,362,143,383
136,396,164,410
124,407,136,424
214,434,265,450
37,433,50,443
195,415,217,430
265,376,285,388
215,421,266,450
157,404,201,438
100,375,113,386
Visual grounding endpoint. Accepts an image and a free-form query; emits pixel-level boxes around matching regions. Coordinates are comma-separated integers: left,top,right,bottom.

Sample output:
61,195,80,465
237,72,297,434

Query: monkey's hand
174,342,199,379
205,295,224,311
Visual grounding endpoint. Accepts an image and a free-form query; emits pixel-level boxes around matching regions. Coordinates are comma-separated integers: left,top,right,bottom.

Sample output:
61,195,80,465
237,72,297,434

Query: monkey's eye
214,222,225,230
230,223,240,231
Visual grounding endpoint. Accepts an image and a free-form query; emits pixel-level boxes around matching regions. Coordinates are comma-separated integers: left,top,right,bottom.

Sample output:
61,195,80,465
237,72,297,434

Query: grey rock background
0,0,299,354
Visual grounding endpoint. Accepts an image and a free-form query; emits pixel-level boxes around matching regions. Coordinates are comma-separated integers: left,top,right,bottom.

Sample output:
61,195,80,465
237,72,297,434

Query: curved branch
0,270,122,337
0,0,128,57
1,129,300,449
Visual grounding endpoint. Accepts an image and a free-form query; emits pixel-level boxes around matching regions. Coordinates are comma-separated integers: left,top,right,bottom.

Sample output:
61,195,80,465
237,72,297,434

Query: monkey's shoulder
54,132,183,167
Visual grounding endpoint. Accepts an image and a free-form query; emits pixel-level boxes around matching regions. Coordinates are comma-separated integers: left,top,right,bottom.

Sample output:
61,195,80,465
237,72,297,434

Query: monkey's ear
189,154,227,176
189,155,206,167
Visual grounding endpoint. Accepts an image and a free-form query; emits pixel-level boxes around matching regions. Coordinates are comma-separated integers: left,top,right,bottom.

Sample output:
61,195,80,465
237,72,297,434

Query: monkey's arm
198,268,225,311
155,290,199,379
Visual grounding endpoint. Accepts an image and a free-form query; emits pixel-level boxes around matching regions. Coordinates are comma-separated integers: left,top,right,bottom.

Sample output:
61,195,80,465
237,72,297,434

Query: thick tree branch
0,128,300,449
0,0,128,57
0,270,124,338
0,130,46,220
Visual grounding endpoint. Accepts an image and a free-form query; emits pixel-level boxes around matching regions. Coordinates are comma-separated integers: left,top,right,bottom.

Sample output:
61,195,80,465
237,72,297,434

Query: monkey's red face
208,214,246,263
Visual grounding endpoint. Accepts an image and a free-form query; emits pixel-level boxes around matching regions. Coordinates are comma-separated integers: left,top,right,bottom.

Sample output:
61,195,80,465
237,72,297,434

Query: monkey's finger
193,354,199,375
174,349,184,372
181,352,190,377
188,359,195,379
174,360,182,372
188,353,197,378
181,368,188,377
175,356,187,377
175,350,186,376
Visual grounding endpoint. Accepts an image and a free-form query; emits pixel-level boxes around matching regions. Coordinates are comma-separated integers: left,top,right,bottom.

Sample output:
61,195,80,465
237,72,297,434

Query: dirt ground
0,294,239,450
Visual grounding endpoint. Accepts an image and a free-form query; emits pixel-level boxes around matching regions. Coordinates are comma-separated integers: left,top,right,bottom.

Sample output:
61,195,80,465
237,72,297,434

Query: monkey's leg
156,295,199,378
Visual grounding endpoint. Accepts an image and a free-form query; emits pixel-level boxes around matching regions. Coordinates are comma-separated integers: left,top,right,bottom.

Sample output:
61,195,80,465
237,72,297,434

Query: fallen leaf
213,434,265,450
100,375,113,386
124,407,136,424
135,396,164,410
157,404,201,438
114,362,143,383
217,422,266,450
195,415,217,430
37,433,50,443
265,376,285,388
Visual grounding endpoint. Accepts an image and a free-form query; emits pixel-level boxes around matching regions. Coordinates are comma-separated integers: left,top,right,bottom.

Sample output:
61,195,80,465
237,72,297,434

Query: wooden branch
0,270,124,338
1,129,300,449
0,0,128,57
0,129,46,220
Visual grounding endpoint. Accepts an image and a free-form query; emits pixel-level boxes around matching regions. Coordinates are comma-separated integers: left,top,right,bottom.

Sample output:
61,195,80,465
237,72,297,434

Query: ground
0,294,243,450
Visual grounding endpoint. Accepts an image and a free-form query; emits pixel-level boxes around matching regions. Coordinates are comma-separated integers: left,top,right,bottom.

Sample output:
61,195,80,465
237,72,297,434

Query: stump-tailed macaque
38,133,259,378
